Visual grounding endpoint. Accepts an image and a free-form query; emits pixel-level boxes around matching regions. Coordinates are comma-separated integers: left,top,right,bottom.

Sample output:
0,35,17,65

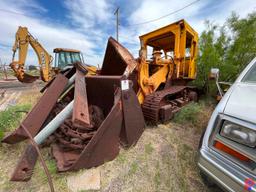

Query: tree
225,12,256,80
195,11,256,95
194,21,224,95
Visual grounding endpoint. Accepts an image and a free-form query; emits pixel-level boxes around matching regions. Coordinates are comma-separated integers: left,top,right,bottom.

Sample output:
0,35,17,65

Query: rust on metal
72,67,91,127
52,76,123,171
142,86,187,123
159,105,174,122
142,86,198,123
100,37,137,76
11,123,55,192
6,37,147,182
10,144,37,181
120,80,145,147
19,73,39,83
2,74,69,144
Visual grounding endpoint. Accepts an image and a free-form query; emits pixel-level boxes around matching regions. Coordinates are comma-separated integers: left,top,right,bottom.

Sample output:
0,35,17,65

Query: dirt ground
0,88,220,192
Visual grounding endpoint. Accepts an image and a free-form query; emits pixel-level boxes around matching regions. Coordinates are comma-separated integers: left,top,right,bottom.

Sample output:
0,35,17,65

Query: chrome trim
199,148,256,192
198,163,234,192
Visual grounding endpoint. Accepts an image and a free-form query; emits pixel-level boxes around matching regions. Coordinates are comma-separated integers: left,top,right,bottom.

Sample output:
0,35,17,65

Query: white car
198,57,256,192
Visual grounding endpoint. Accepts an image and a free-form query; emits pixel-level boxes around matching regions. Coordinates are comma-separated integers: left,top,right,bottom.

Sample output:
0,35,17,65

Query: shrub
173,102,201,126
173,100,214,131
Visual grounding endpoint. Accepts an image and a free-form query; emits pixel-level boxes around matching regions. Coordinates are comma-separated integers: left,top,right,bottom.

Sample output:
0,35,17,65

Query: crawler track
142,86,189,123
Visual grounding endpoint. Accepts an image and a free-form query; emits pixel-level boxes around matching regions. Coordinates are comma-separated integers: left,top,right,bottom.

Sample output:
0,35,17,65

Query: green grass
154,161,161,189
116,151,127,164
145,142,154,155
128,162,138,176
173,102,202,126
173,100,215,132
0,104,32,139
37,158,57,183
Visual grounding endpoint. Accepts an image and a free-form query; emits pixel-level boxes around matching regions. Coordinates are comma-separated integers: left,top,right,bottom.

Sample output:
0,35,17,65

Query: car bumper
198,147,256,192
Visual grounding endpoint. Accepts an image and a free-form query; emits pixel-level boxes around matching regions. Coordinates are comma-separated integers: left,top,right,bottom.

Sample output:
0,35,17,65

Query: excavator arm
10,26,53,83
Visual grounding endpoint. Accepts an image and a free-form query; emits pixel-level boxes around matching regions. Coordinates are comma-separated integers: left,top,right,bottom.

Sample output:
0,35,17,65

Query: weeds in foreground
173,100,215,132
145,142,154,155
0,104,32,139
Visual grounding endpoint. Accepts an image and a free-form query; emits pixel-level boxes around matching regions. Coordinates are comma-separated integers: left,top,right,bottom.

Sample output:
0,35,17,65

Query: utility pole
114,7,119,42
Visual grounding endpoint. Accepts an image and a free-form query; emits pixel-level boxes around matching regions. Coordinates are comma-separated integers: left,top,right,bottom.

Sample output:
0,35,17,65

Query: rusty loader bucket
52,75,144,172
2,37,145,181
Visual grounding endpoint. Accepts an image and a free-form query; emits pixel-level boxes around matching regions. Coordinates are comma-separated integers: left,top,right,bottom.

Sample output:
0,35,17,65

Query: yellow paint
10,26,97,82
137,19,198,104
10,26,53,82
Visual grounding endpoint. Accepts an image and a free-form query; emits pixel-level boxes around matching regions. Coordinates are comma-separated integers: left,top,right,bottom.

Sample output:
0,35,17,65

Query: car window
242,62,256,83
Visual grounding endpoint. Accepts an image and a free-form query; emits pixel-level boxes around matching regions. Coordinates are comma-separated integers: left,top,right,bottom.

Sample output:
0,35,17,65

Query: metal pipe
58,74,76,101
64,74,76,91
34,100,74,144
35,73,76,144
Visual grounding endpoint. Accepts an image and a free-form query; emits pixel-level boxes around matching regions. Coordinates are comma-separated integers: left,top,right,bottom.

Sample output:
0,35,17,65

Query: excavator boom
10,27,94,83
10,26,53,83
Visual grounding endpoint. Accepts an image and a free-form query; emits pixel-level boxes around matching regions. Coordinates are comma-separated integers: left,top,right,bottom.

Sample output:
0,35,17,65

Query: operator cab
53,48,84,70
139,19,198,79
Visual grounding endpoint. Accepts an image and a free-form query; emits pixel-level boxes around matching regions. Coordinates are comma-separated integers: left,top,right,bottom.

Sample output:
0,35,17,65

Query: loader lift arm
10,26,53,83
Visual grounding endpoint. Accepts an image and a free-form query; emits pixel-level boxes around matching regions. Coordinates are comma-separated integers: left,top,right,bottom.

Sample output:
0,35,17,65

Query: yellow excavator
10,26,96,83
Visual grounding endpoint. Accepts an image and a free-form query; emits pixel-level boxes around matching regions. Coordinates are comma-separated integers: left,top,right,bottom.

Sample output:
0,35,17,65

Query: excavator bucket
18,73,39,83
9,62,39,83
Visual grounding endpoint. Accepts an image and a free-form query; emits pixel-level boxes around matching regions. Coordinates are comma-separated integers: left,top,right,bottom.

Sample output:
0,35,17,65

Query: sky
0,0,255,67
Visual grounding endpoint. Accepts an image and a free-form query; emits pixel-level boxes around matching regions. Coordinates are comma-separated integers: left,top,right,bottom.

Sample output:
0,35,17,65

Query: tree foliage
195,11,256,94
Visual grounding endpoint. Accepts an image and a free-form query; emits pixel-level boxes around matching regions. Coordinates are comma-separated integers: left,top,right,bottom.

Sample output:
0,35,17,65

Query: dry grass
16,87,42,105
100,122,219,192
0,90,219,192
0,88,70,192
